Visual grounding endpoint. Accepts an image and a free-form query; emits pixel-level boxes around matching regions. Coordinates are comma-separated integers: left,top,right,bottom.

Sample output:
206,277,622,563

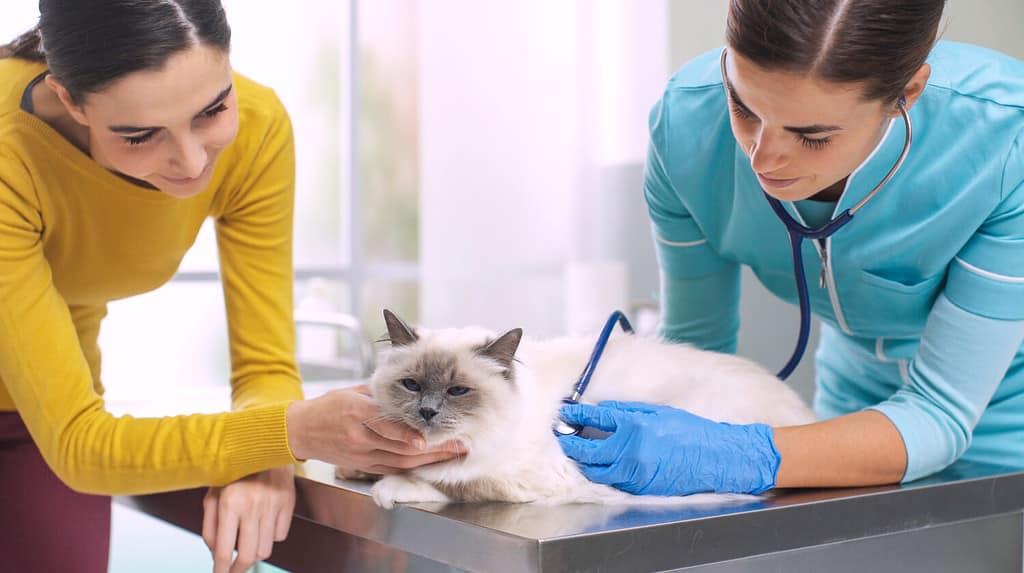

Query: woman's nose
171,135,208,178
748,132,788,174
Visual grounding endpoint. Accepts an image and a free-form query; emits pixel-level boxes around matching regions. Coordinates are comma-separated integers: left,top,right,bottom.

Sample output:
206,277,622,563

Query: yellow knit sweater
0,58,304,495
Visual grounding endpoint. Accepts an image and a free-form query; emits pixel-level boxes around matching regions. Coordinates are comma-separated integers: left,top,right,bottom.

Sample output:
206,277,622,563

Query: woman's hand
202,465,295,573
286,385,466,474
557,401,780,496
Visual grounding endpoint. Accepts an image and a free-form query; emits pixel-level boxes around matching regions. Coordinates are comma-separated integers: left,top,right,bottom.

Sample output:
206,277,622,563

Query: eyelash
728,102,833,150
124,132,155,146
121,103,230,147
200,103,229,119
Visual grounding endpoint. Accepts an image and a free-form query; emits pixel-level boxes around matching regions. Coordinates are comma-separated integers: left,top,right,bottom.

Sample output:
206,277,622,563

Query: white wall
417,0,669,336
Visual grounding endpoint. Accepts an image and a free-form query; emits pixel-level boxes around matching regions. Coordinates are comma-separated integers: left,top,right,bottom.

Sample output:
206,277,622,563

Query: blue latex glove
557,401,780,496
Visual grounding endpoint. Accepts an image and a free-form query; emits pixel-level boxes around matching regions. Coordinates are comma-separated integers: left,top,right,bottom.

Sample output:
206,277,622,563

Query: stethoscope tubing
771,101,913,379
568,310,635,402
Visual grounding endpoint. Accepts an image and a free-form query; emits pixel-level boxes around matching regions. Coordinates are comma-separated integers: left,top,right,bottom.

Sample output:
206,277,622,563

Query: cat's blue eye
400,378,421,392
447,386,471,396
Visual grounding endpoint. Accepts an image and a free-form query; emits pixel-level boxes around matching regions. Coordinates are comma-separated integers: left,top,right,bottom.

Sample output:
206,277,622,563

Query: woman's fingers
274,497,294,542
257,516,275,564
362,447,466,472
201,488,219,551
212,507,240,573
362,415,426,451
229,514,259,573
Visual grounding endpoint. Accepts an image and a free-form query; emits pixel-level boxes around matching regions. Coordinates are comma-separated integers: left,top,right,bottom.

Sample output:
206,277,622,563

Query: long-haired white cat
339,310,815,509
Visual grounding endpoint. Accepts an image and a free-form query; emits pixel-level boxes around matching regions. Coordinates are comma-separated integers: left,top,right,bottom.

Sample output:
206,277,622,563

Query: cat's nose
419,407,438,421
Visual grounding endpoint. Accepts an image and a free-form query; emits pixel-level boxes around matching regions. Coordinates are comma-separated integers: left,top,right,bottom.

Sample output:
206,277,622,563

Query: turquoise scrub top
646,41,1024,482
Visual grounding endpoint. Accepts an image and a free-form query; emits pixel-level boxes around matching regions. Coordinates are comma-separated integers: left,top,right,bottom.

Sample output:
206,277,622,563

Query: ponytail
0,26,45,62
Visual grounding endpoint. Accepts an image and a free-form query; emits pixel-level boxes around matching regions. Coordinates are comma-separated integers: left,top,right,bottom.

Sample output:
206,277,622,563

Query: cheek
205,110,240,150
729,117,757,148
386,385,418,413
442,392,482,420
101,142,165,178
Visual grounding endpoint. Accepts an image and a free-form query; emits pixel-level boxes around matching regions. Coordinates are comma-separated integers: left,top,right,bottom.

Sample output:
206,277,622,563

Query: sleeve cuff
221,402,299,482
945,257,1024,320
867,399,964,483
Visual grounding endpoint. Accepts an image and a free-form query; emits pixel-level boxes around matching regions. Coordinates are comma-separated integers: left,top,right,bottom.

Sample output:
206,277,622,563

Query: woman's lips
757,173,801,189
162,163,210,185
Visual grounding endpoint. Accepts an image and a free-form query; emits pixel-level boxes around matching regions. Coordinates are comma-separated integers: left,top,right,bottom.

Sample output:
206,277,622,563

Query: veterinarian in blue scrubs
559,0,1024,495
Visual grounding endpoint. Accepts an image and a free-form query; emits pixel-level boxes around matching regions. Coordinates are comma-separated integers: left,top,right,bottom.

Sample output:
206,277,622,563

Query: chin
156,182,208,198
151,170,215,198
761,183,822,202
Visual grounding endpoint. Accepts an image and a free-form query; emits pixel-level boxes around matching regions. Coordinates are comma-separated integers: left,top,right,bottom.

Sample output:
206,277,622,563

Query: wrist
286,399,313,461
746,423,781,494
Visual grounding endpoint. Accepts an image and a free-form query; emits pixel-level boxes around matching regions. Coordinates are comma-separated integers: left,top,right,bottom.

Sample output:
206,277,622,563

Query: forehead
725,50,876,124
407,350,460,381
81,43,232,123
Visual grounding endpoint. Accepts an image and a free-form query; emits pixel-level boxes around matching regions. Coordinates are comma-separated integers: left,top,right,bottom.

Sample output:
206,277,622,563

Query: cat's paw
371,475,451,509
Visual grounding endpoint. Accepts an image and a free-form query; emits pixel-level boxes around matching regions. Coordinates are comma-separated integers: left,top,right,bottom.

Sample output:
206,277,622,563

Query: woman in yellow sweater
0,2,462,571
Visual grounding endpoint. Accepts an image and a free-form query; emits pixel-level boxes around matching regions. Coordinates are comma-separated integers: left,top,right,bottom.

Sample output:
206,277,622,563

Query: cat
337,309,816,509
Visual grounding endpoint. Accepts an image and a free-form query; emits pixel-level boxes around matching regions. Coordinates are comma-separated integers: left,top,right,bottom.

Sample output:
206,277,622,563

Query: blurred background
2,1,1023,571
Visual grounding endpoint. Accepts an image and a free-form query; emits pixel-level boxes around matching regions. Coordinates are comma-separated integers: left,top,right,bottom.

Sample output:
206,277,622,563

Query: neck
807,178,846,202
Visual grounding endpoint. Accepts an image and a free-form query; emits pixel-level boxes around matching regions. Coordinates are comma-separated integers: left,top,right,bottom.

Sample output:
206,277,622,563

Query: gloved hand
557,401,780,496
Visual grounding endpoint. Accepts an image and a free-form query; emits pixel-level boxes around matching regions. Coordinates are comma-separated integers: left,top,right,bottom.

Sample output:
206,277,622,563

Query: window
92,0,422,396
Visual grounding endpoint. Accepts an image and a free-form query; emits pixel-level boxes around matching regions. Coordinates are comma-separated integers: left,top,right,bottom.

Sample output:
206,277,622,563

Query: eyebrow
724,77,843,135
108,83,234,134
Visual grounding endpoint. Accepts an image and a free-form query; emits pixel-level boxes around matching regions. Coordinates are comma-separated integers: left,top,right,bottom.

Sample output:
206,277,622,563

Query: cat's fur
338,310,816,509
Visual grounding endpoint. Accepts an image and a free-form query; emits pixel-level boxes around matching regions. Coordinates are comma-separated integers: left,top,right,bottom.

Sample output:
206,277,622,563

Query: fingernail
413,438,426,450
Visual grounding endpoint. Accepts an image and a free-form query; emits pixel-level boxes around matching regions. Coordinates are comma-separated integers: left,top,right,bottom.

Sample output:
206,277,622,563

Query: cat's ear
383,309,419,347
477,328,523,376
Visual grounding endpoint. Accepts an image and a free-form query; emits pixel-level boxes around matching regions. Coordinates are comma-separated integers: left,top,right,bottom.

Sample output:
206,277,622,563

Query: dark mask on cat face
371,309,523,438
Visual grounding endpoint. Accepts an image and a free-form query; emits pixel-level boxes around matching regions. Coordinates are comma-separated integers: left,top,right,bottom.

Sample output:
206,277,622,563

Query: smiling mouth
757,173,801,189
163,163,210,184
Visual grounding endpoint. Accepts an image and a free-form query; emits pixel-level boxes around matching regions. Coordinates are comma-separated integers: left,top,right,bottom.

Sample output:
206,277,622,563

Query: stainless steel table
118,459,1024,572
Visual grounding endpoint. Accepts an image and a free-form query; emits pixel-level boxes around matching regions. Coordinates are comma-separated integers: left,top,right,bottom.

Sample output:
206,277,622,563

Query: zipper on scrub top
818,240,828,289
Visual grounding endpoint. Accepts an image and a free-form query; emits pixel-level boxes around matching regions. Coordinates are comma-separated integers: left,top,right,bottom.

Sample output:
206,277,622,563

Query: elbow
42,447,100,495
45,414,117,496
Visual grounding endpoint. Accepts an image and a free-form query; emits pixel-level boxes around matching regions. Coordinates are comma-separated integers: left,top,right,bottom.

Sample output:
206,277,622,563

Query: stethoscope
553,51,915,436
719,48,914,380
553,310,634,436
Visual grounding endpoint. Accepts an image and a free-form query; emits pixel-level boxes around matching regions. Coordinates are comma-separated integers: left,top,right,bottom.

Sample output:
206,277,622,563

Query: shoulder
647,48,734,202
205,71,296,217
926,41,1024,111
0,58,47,120
231,71,293,153
212,72,294,195
0,58,50,155
916,42,1024,197
650,48,731,156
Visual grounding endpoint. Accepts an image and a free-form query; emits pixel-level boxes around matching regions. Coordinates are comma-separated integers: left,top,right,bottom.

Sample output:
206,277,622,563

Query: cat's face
369,309,523,442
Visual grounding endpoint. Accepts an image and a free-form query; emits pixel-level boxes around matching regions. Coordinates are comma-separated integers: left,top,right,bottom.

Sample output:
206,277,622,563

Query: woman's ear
43,75,89,126
892,63,931,115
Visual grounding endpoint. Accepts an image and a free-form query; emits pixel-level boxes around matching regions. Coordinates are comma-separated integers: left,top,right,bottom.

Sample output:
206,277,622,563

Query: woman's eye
199,103,228,119
799,135,833,150
400,378,421,392
123,131,156,146
729,103,757,122
447,386,471,396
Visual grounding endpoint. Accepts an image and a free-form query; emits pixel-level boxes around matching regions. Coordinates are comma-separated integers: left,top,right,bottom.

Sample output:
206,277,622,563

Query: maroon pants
0,411,110,573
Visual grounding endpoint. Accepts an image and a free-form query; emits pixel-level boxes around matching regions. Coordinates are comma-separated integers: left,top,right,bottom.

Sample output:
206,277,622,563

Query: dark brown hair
1,0,231,104
726,0,946,102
